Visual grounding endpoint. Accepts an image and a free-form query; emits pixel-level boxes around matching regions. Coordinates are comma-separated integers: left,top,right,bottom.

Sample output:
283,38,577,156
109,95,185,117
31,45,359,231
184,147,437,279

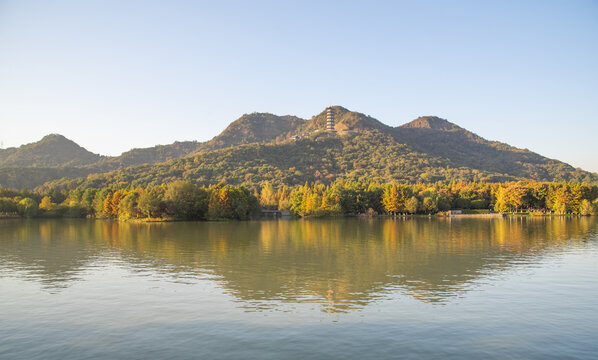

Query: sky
0,0,597,172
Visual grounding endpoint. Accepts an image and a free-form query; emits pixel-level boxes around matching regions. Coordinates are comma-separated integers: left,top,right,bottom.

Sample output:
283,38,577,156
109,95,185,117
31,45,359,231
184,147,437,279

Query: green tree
0,198,18,214
165,181,208,220
119,192,140,220
138,188,162,218
81,188,97,213
437,195,451,212
92,189,111,217
17,198,38,217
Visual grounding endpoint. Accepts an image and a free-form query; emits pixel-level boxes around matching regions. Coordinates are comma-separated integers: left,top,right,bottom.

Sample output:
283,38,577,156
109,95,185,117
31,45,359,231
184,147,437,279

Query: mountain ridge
1,106,596,189
0,134,102,167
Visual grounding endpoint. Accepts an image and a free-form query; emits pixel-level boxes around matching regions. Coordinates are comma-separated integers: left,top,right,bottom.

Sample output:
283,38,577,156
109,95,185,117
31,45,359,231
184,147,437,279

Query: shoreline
3,212,594,222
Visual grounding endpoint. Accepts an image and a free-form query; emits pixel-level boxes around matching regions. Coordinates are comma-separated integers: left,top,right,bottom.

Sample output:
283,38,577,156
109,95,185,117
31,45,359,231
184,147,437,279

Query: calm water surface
1,217,597,359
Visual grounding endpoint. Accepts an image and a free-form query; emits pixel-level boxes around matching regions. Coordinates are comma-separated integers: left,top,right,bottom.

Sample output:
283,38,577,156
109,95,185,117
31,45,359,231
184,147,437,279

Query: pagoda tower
326,107,335,132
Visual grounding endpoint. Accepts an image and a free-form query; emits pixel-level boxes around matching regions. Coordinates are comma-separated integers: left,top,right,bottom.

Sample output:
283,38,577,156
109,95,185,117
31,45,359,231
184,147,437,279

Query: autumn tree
259,182,277,209
579,199,593,215
38,196,56,211
383,185,400,214
406,196,419,214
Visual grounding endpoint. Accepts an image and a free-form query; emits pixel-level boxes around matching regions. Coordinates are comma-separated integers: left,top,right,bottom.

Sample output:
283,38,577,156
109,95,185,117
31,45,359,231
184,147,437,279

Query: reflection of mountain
0,218,596,310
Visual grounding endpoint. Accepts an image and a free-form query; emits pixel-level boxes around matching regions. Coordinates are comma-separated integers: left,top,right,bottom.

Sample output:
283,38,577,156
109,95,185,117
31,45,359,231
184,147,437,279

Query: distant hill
96,141,200,169
0,136,202,188
0,134,102,167
197,113,305,152
2,107,597,190
391,116,591,181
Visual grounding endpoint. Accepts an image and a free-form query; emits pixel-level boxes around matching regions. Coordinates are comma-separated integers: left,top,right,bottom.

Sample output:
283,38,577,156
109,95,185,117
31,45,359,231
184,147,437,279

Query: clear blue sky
1,0,597,172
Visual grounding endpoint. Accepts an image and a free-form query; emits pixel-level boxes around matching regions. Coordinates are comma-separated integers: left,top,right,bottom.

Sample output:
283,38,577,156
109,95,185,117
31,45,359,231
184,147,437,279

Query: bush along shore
1,180,597,221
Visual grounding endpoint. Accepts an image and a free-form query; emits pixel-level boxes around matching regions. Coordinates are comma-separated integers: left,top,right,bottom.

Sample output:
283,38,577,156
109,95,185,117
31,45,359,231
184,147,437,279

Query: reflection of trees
0,217,595,310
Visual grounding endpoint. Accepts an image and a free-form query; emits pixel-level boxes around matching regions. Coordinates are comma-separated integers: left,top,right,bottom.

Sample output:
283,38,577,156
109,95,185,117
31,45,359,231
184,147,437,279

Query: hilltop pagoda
326,107,335,132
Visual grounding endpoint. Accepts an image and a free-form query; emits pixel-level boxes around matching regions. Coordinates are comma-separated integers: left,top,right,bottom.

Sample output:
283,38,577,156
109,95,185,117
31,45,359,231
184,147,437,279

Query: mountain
391,116,589,181
197,113,305,152
399,116,461,131
38,127,597,191
2,107,597,190
299,106,390,133
0,134,102,167
37,130,490,190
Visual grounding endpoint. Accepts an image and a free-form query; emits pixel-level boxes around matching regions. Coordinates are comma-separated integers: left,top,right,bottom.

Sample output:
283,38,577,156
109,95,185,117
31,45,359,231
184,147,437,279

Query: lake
1,217,597,359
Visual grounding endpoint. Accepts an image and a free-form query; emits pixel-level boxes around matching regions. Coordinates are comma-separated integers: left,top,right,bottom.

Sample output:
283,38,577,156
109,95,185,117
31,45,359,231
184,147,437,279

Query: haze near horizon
1,0,597,172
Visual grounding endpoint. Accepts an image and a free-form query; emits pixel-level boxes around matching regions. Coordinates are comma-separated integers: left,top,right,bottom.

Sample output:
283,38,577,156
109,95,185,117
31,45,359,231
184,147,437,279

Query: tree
81,188,97,213
0,198,18,214
406,196,419,214
289,188,304,216
17,198,38,217
505,182,526,211
437,195,451,212
423,197,437,213
38,196,56,211
471,199,488,209
138,188,162,218
259,182,277,209
382,185,401,214
208,184,255,219
110,191,123,217
579,199,593,216
93,189,111,217
102,193,114,218
493,185,509,213
164,181,208,220
119,192,140,220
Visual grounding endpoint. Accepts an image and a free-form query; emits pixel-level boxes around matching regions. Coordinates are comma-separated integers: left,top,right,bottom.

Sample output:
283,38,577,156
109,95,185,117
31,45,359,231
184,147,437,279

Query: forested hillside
38,131,530,191
391,116,595,183
0,134,101,167
95,141,200,168
196,113,305,152
2,106,597,191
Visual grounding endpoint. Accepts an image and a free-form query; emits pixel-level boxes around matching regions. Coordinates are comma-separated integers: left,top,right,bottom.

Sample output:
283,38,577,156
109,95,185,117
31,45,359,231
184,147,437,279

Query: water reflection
1,217,596,311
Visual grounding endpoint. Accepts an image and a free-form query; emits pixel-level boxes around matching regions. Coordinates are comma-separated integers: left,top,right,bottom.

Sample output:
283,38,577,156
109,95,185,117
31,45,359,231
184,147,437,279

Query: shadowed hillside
392,116,593,182
96,141,200,169
0,134,102,167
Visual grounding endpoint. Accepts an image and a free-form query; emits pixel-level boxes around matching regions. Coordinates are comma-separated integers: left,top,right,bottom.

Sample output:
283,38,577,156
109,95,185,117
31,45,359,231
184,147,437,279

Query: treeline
0,181,259,220
261,180,598,216
1,180,598,220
